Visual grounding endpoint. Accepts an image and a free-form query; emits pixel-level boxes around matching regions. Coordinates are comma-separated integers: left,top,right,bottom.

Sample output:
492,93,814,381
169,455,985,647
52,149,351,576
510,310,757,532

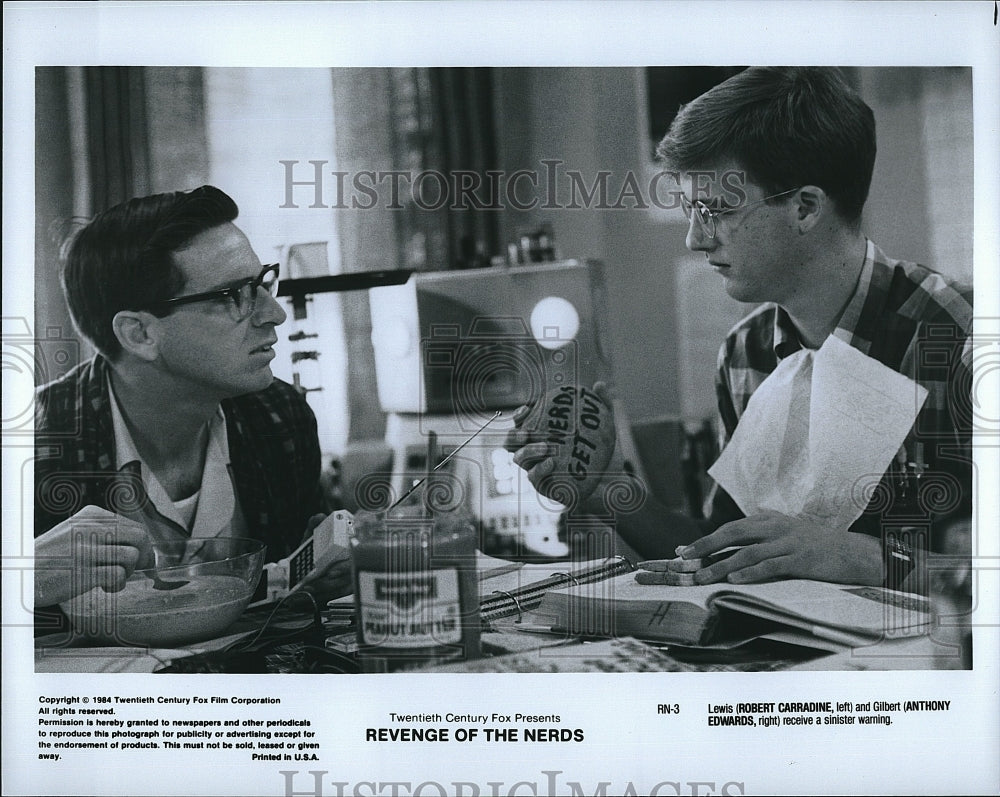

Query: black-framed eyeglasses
140,263,280,322
680,187,799,239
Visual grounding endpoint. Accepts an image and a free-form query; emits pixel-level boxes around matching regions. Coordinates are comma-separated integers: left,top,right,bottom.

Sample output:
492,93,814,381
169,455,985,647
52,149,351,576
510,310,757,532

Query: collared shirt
35,355,323,562
106,375,247,543
708,240,973,548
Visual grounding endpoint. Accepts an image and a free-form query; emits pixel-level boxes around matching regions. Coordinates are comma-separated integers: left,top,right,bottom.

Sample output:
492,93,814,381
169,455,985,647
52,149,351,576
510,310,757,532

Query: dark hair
656,67,876,222
61,185,239,359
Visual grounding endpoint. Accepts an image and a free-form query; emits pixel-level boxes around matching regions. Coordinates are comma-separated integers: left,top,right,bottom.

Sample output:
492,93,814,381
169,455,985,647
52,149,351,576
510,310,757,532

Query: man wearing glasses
33,185,349,619
509,68,972,594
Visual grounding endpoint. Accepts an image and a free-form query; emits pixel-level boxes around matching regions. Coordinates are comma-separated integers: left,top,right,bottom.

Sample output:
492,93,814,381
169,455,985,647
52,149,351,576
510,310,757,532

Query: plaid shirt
34,356,323,563
709,240,973,549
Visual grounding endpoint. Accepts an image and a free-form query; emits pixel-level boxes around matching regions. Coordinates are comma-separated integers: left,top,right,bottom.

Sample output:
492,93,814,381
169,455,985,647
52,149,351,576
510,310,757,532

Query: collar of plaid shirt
105,371,246,542
36,355,322,561
768,239,972,363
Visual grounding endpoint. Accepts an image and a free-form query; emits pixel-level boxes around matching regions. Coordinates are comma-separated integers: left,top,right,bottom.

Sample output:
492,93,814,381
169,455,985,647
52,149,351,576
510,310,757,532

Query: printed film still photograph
28,65,977,675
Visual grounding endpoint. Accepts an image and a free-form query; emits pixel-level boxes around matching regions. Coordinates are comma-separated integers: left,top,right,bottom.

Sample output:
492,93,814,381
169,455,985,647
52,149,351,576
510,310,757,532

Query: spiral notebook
322,555,636,654
479,556,635,623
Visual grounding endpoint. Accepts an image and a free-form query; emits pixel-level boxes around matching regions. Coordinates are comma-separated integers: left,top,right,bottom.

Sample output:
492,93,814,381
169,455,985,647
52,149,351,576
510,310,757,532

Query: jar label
357,569,462,647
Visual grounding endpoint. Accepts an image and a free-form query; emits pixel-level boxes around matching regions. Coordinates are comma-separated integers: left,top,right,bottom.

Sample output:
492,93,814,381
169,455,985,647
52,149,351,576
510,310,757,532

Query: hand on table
34,505,153,605
679,511,883,587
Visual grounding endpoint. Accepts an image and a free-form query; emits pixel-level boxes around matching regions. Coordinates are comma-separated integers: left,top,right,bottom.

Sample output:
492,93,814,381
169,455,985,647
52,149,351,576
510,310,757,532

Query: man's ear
112,310,161,362
793,185,827,233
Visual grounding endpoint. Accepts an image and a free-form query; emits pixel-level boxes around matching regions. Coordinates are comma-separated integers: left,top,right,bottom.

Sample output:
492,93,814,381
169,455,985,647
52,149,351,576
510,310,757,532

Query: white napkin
708,334,927,531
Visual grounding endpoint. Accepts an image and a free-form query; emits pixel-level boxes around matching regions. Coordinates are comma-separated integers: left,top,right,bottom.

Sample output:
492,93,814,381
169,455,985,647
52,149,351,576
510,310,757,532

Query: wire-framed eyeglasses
141,263,280,322
680,187,799,239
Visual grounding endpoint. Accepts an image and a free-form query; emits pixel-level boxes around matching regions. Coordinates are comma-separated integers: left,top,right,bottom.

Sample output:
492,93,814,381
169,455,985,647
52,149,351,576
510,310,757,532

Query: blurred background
32,66,973,557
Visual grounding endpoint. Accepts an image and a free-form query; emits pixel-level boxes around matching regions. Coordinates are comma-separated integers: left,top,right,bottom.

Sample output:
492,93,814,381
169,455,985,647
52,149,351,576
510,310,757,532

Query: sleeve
34,385,59,537
703,338,746,530
225,381,325,560
33,381,85,538
288,389,324,529
261,380,324,545
713,337,741,449
920,316,974,550
849,309,974,551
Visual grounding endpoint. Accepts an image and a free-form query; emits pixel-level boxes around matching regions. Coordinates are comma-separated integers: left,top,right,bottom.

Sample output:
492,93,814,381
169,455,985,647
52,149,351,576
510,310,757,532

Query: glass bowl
60,537,266,648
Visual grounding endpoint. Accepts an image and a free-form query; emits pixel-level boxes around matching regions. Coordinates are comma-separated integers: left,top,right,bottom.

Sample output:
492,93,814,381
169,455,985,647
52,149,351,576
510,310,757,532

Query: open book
530,572,933,649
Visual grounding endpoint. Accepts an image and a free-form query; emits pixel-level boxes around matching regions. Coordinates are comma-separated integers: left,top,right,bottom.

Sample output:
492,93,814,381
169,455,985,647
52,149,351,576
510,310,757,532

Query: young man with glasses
508,68,973,594
34,185,350,619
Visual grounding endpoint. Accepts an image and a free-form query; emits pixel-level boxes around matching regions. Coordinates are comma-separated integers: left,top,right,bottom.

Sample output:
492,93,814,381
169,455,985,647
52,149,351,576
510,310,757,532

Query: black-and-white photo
4,3,998,796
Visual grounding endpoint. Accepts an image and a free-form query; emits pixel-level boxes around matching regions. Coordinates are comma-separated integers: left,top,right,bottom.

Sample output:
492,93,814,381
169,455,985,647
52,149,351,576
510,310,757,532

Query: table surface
34,558,971,673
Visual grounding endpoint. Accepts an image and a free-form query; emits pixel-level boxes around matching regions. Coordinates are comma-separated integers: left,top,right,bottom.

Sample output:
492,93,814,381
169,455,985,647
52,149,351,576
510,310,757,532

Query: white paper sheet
709,334,927,530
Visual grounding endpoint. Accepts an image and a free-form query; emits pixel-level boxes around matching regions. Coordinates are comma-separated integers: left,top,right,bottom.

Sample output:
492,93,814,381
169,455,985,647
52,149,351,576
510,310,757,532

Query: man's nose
685,214,715,252
254,290,287,326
